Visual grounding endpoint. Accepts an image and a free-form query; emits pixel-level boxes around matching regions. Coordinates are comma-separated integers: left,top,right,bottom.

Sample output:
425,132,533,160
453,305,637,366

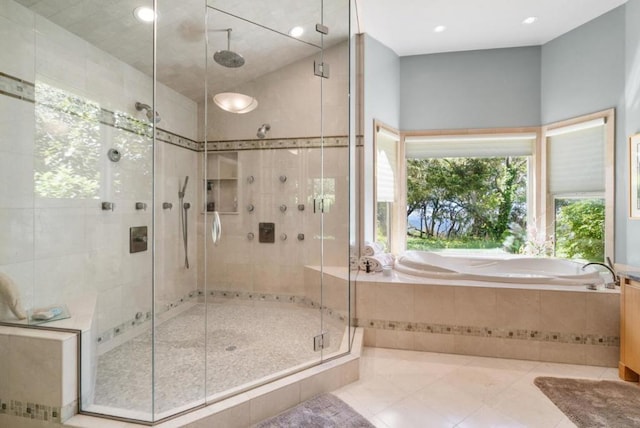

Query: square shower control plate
259,222,275,243
130,226,148,253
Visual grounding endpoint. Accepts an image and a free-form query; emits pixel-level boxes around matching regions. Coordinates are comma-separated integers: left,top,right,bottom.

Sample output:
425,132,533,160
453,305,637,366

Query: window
403,132,535,253
373,110,614,259
374,124,400,252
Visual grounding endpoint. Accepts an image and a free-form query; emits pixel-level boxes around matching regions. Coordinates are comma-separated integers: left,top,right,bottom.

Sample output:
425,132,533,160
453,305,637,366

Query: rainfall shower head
257,124,271,139
135,102,161,123
214,29,245,68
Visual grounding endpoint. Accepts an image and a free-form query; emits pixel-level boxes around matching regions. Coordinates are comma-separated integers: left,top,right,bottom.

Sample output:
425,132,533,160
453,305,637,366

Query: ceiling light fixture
289,26,304,38
213,92,258,114
522,16,538,25
433,25,446,33
133,6,156,23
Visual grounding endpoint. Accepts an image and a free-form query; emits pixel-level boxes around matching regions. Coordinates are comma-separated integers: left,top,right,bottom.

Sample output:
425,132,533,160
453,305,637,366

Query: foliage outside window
554,198,605,262
406,157,527,251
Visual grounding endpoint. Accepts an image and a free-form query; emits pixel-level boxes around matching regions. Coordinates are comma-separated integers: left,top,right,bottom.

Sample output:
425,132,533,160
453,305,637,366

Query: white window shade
547,123,605,194
376,136,398,202
405,134,535,159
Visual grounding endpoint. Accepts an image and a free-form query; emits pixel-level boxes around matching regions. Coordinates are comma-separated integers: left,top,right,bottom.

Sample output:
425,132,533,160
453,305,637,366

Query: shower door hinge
313,332,329,351
313,198,331,213
314,61,330,79
316,23,329,35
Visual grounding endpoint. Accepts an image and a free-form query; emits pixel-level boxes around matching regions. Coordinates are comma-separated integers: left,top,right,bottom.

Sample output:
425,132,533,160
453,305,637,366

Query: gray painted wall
625,0,640,265
363,34,400,240
541,6,629,264
541,7,625,124
400,47,541,131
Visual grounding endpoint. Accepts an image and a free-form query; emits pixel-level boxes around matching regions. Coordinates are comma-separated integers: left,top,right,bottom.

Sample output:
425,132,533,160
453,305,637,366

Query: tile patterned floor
334,347,620,428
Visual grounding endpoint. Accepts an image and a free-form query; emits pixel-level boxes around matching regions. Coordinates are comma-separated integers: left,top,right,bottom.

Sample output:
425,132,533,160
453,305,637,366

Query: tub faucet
582,262,619,289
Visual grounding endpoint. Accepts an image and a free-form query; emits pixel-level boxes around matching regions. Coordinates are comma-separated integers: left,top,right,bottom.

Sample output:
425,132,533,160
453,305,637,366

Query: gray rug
534,376,640,428
254,393,374,428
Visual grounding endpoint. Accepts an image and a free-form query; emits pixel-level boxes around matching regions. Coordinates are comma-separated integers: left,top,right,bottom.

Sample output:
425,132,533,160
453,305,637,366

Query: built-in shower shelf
206,152,239,213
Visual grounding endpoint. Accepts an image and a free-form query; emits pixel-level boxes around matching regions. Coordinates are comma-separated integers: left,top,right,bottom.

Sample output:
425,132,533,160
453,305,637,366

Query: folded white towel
0,272,27,320
350,255,359,271
362,241,385,257
359,253,395,273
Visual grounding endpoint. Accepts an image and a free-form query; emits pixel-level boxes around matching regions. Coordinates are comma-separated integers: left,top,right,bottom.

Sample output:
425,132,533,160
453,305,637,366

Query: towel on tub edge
362,241,385,257
359,253,395,273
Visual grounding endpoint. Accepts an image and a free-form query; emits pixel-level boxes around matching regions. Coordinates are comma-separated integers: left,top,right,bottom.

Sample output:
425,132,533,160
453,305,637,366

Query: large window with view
377,111,615,261
403,132,535,255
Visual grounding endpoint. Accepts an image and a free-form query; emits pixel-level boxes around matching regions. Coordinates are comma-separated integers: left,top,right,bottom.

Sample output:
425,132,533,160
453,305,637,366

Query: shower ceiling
16,0,350,102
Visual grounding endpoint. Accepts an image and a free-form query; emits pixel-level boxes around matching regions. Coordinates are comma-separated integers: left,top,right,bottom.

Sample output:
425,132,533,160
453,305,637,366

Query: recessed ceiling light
522,16,538,25
433,25,446,33
289,26,304,38
133,6,156,23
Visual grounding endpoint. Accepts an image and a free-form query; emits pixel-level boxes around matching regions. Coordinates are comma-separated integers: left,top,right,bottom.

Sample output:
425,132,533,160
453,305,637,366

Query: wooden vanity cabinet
620,275,640,381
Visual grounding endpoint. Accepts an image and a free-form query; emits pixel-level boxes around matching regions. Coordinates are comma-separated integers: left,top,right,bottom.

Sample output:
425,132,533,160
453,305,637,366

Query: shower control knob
101,201,115,211
297,233,305,241
298,204,305,211
280,204,287,212
247,232,254,241
162,202,173,209
279,175,287,183
247,204,254,212
135,202,147,210
280,233,287,241
247,175,255,184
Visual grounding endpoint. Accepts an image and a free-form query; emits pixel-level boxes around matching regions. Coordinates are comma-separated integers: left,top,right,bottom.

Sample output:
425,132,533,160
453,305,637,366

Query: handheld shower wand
179,176,190,269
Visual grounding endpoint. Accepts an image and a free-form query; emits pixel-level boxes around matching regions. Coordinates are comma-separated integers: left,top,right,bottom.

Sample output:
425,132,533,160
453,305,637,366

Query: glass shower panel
318,0,352,360
152,0,208,418
10,0,157,421
203,4,324,400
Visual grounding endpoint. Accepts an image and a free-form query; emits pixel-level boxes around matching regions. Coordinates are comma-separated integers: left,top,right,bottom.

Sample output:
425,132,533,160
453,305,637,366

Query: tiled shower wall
0,0,199,336
198,144,350,295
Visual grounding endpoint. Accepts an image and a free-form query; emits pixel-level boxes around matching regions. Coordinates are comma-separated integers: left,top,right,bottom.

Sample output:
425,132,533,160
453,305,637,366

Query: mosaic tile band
0,73,349,152
97,288,349,346
0,398,76,423
355,318,620,347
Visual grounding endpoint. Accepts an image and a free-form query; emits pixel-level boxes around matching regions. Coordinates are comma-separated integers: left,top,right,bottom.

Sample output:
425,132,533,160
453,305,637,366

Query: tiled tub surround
356,271,620,367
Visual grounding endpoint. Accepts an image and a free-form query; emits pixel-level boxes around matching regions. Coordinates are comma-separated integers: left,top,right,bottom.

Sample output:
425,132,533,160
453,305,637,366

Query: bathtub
394,250,604,286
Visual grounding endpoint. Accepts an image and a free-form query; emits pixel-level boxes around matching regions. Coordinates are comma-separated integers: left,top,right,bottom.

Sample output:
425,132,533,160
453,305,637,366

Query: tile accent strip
0,397,76,423
0,72,35,102
355,318,620,347
0,72,350,153
204,136,349,152
96,288,348,346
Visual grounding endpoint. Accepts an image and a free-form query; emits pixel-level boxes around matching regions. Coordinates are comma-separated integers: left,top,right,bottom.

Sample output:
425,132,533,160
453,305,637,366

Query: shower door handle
211,211,222,246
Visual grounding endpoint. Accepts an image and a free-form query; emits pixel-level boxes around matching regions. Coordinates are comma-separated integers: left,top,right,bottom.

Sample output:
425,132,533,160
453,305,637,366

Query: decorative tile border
355,318,620,347
0,72,35,102
0,73,351,153
0,398,76,423
97,288,349,346
204,136,349,152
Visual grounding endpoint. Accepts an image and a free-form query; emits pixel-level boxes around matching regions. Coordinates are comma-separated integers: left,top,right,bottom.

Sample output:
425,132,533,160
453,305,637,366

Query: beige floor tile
376,396,455,428
456,405,527,428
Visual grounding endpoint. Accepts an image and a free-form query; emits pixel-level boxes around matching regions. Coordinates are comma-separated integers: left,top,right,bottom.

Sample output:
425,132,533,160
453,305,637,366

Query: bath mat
254,393,374,428
534,376,640,428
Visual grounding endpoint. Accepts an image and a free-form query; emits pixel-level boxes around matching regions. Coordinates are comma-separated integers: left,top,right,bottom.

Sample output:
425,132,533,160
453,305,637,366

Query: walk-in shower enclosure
0,0,354,423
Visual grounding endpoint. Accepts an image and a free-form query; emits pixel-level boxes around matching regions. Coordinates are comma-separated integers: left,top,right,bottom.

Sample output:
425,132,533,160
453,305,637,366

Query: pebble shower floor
92,299,345,415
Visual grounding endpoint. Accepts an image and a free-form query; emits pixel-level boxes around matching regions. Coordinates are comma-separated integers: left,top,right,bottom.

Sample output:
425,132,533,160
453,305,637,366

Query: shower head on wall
135,101,161,123
257,124,271,139
214,28,245,68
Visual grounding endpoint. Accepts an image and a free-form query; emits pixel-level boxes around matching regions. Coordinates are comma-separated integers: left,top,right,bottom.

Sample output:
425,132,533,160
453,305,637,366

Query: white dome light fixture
289,26,304,38
213,92,258,114
522,16,538,25
433,25,446,33
133,6,156,23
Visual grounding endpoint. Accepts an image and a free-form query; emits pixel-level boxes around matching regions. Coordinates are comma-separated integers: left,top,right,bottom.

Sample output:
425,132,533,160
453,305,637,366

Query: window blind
405,134,535,159
376,135,398,202
547,123,605,194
